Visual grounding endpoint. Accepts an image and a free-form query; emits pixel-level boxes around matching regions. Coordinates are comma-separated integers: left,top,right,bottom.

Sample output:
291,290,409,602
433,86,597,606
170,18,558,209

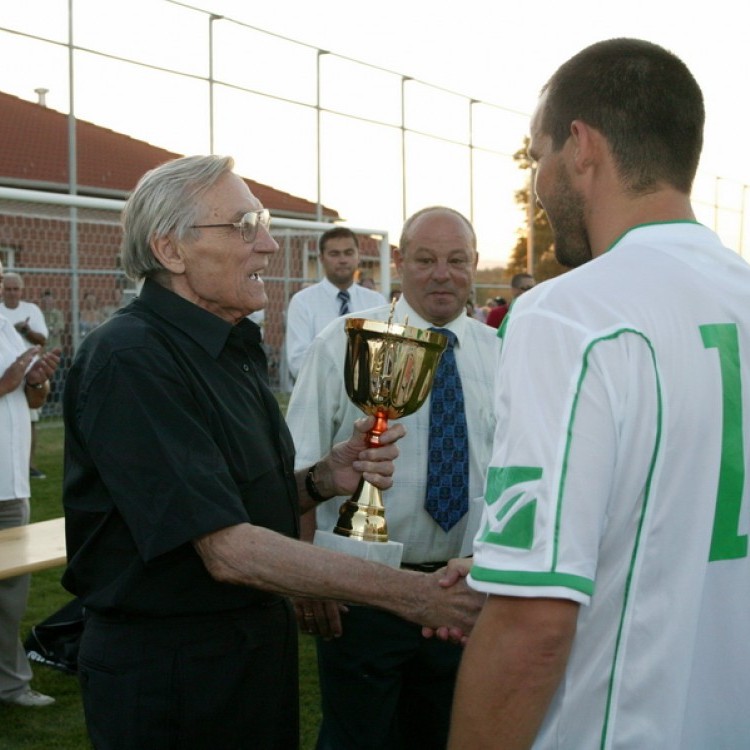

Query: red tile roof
0,90,339,220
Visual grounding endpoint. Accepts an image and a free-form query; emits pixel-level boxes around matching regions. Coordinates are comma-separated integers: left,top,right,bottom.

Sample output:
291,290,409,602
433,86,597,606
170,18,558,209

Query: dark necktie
337,290,351,315
425,328,469,531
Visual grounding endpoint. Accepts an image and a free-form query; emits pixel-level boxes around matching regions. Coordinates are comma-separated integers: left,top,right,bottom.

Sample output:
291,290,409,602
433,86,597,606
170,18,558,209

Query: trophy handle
333,408,390,542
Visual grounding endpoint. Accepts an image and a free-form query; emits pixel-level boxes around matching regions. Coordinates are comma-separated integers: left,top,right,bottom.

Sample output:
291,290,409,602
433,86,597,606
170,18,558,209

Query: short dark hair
319,227,359,254
541,38,704,194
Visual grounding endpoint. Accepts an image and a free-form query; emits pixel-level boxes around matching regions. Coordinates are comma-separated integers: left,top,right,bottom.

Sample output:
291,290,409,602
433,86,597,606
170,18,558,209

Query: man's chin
425,300,462,326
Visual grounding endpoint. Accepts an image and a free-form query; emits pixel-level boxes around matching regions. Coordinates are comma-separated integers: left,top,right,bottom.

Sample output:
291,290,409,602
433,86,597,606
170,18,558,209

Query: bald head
394,206,478,326
1,271,24,309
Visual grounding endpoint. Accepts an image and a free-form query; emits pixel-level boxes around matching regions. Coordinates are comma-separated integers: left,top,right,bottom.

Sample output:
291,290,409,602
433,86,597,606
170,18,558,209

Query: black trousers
79,600,298,750
315,606,462,750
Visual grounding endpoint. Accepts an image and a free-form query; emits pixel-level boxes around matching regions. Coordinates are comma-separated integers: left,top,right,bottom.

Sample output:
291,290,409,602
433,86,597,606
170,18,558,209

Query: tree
505,137,567,282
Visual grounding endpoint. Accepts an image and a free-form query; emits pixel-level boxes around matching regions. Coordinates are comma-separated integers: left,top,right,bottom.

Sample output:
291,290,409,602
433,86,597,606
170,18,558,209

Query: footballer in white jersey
469,221,750,748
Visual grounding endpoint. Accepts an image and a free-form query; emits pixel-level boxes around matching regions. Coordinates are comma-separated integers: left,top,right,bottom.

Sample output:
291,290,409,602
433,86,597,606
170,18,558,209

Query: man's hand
421,558,479,644
292,597,348,640
25,347,61,387
317,416,406,498
14,318,30,335
0,346,40,396
14,318,47,346
411,568,484,644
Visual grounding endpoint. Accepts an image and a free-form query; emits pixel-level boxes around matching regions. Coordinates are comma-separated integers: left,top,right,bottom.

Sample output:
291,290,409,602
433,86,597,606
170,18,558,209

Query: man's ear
569,119,600,174
151,235,186,275
392,247,404,276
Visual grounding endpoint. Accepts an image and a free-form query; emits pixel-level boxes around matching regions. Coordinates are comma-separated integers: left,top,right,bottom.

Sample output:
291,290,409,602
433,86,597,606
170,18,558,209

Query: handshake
293,557,481,643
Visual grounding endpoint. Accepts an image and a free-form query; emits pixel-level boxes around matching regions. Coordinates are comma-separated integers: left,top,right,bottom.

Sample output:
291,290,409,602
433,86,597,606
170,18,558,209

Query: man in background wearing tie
286,207,500,750
285,227,386,380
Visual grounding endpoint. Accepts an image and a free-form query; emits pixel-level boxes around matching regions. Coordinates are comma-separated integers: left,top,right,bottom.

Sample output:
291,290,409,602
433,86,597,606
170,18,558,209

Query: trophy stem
333,477,388,542
333,408,390,542
368,409,389,448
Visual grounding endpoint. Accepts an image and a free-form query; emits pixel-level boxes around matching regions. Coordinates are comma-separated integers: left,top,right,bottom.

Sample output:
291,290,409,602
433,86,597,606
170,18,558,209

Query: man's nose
253,225,279,254
431,260,452,279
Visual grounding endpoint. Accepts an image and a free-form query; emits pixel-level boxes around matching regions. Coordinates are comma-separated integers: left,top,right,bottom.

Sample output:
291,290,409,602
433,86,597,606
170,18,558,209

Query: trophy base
314,530,404,568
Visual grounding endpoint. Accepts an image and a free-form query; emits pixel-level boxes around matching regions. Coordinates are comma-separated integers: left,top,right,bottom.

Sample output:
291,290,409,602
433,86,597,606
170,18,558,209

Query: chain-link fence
0,188,391,417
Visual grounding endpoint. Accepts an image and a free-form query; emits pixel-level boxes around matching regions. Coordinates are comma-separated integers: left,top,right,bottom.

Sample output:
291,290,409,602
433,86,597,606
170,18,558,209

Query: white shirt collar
392,296,469,345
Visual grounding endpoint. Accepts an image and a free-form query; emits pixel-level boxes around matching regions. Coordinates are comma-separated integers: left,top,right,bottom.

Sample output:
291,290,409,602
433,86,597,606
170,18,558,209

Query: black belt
400,561,448,573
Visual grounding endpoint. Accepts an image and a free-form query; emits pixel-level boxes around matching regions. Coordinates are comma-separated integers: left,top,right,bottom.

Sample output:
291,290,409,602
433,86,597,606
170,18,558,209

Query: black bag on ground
24,597,84,675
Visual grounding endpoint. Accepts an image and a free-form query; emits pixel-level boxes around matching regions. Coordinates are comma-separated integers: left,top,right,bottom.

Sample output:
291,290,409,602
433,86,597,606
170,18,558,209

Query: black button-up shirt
62,279,298,616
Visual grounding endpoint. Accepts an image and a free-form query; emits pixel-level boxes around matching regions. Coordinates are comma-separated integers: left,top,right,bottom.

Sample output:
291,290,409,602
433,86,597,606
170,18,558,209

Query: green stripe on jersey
470,565,594,595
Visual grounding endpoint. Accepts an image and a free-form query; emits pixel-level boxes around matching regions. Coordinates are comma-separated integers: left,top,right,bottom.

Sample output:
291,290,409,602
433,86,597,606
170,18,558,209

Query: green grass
1,418,322,750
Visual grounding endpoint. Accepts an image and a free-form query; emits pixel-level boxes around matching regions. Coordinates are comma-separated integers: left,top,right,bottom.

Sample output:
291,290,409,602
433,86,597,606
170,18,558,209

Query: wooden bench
0,517,66,580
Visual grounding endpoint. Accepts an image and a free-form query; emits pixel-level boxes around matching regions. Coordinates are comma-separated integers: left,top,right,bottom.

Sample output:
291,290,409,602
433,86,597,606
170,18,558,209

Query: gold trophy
313,315,447,567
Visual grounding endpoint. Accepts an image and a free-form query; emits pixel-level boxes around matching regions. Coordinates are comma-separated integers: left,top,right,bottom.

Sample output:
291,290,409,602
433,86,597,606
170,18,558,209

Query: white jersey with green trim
469,222,750,749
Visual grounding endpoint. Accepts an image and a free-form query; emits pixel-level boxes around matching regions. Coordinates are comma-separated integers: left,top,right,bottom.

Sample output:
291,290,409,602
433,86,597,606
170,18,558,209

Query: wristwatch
305,464,329,503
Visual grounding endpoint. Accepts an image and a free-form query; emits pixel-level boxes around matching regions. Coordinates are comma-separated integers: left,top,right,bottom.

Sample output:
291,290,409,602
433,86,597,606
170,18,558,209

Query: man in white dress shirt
286,207,500,749
285,227,386,380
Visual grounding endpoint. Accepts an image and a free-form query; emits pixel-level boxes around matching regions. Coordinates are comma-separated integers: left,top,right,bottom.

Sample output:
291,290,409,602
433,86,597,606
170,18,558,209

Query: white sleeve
470,309,610,604
27,303,49,340
285,324,349,471
470,307,660,606
284,294,312,380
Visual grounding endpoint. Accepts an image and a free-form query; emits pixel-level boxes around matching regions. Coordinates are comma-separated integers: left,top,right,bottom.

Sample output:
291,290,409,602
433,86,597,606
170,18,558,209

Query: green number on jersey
701,323,747,561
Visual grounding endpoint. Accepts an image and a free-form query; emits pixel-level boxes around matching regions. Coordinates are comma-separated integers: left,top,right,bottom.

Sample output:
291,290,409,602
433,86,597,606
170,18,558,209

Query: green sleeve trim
470,565,594,595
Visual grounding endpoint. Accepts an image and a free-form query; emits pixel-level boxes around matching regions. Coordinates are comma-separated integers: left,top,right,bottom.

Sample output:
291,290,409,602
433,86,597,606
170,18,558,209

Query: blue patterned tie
425,328,469,531
337,290,351,315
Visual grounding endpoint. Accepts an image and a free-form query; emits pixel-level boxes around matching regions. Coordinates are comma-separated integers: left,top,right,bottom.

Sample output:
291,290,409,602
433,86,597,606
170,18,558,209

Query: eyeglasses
191,209,271,243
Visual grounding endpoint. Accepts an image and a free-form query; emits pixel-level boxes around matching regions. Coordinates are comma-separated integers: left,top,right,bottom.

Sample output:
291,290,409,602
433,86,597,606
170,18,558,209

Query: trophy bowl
333,318,448,543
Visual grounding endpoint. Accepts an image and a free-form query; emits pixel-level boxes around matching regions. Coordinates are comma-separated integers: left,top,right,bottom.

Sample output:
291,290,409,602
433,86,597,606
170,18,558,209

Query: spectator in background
39,290,66,411
358,275,377,290
0,259,60,707
78,292,107,339
474,296,497,324
0,272,49,479
39,290,64,353
0,273,48,349
285,227,386,380
485,274,535,329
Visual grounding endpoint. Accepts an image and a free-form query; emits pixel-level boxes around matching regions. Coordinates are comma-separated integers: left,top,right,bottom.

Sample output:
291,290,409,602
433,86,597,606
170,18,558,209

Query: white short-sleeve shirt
0,316,32,500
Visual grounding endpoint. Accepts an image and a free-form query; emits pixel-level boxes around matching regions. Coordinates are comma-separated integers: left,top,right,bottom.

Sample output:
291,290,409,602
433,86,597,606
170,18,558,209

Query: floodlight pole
468,100,478,224
316,50,328,223
68,0,81,351
400,76,411,222
208,14,223,155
